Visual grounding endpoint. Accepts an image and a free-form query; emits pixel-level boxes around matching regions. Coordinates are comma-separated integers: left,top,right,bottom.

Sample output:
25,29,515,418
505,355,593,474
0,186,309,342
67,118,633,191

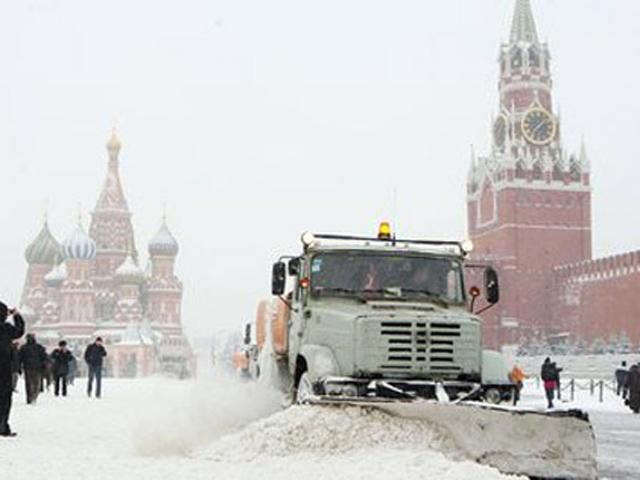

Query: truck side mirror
243,323,251,345
288,258,301,276
272,262,286,296
485,267,500,304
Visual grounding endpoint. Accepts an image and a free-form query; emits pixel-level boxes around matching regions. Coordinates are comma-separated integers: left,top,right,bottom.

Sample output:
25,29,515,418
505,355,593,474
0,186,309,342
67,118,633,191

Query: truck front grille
374,320,462,373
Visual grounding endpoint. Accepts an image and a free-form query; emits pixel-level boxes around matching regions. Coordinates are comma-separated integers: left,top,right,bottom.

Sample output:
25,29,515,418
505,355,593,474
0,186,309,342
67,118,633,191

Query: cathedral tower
466,0,592,348
146,217,183,334
21,219,62,325
59,221,97,335
90,130,137,321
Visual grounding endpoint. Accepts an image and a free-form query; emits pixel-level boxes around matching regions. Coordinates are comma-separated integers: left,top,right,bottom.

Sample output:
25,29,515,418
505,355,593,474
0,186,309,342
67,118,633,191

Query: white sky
1,0,639,338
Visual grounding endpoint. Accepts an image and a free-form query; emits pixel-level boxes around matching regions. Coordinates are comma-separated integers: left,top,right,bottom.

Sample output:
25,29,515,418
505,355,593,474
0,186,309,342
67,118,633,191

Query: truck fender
481,350,511,384
299,345,340,380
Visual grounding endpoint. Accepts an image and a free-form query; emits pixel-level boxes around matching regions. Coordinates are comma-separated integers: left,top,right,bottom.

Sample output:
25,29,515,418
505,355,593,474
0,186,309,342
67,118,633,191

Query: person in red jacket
540,357,557,409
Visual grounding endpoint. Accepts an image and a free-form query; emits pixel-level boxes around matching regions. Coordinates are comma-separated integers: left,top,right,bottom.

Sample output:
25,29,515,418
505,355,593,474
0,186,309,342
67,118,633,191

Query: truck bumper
318,376,504,402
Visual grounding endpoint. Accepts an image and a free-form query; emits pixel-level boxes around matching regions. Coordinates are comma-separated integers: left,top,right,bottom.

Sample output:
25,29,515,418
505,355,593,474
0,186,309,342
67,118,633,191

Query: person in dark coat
84,337,107,398
627,364,640,414
541,357,557,409
615,361,629,399
0,303,25,437
18,334,48,404
51,341,74,397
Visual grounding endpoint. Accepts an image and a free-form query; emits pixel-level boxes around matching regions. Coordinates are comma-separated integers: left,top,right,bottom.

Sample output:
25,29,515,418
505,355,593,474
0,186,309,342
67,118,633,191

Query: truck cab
270,227,507,403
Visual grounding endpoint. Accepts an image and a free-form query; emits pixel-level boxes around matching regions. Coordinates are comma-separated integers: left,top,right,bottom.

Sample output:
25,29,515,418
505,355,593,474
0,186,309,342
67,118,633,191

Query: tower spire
95,129,128,211
510,0,539,44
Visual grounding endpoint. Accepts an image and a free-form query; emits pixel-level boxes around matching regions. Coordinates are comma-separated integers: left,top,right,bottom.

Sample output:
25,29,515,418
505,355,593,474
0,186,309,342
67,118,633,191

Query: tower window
515,161,526,179
528,47,540,68
511,48,523,70
552,164,563,182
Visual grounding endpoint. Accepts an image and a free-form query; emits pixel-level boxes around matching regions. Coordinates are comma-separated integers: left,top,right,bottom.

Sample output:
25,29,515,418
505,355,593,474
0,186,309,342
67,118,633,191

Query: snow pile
132,376,282,456
197,404,460,461
192,404,523,480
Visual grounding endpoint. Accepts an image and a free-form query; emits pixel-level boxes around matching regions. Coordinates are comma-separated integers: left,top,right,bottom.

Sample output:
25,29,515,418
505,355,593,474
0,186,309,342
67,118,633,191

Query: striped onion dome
44,262,67,287
25,221,62,265
114,255,145,284
62,224,96,260
148,220,179,256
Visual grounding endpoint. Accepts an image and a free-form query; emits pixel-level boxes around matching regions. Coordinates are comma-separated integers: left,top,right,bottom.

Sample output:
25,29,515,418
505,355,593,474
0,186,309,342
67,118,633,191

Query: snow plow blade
313,398,597,480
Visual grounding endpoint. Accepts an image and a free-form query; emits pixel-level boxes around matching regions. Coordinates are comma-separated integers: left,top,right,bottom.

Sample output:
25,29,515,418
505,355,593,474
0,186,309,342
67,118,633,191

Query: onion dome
44,262,67,287
115,255,145,284
25,221,62,265
148,220,179,256
62,224,97,260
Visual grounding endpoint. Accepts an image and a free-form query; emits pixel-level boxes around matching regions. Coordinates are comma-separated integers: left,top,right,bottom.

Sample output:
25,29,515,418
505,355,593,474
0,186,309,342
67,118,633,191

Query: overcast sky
1,0,639,338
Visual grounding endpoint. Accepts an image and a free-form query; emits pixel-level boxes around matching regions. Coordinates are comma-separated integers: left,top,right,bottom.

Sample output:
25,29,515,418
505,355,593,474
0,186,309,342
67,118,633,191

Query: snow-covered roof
115,255,145,284
44,262,67,286
148,219,179,256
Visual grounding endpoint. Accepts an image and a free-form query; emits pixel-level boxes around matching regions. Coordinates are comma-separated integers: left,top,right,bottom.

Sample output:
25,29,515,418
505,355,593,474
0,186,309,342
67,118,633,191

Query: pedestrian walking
51,341,74,397
0,303,25,437
84,337,107,398
615,361,629,399
627,363,640,414
509,364,527,406
18,334,48,404
541,357,557,409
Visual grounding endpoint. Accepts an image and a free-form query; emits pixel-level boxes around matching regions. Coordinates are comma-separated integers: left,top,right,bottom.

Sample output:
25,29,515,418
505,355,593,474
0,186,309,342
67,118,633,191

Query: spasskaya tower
466,0,592,349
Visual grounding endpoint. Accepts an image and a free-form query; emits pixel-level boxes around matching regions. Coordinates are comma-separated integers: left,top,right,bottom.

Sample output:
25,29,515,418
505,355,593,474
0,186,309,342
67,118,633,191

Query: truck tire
483,387,502,405
296,372,314,404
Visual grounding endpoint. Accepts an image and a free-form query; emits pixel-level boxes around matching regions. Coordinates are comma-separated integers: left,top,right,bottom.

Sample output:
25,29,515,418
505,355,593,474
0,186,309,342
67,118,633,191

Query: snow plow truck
249,224,597,479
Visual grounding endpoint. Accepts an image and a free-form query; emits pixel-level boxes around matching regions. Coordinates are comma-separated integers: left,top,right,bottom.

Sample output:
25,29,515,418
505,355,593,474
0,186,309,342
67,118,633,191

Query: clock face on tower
521,108,556,145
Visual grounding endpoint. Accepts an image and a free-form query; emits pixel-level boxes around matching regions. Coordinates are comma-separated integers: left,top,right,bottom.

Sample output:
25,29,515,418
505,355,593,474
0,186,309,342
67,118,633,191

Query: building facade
467,0,639,350
21,131,193,377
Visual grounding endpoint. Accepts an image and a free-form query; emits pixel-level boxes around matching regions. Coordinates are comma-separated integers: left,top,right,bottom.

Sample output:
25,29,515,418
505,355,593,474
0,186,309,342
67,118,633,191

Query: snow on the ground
518,379,640,479
3,376,520,480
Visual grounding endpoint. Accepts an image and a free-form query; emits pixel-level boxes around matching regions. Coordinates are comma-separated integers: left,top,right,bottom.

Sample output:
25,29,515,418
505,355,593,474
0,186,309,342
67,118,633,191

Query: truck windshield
310,252,465,304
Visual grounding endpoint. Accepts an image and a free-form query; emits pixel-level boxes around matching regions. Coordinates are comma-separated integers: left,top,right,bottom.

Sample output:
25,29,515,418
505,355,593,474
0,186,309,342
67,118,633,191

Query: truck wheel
483,388,502,405
296,372,315,404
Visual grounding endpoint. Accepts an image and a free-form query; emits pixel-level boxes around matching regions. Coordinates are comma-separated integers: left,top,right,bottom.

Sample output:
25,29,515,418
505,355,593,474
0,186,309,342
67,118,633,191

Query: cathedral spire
579,136,590,172
510,0,539,44
95,129,128,211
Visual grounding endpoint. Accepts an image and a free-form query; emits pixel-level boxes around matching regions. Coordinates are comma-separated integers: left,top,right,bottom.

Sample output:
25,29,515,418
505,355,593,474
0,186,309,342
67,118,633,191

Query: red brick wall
552,252,640,345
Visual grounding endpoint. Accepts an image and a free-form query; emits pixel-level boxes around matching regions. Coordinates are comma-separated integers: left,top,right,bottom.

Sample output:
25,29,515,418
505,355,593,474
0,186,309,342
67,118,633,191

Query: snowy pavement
518,380,640,480
2,376,639,480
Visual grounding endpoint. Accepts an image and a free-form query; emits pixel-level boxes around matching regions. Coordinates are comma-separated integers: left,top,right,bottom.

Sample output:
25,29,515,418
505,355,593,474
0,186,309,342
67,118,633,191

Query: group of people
511,358,563,409
615,361,640,414
0,301,107,437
